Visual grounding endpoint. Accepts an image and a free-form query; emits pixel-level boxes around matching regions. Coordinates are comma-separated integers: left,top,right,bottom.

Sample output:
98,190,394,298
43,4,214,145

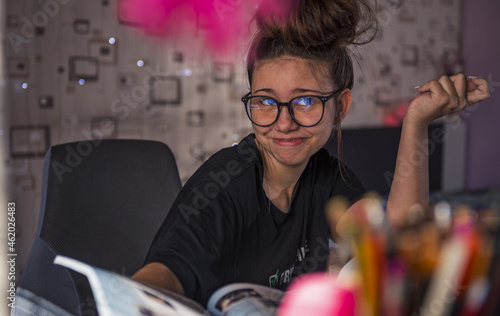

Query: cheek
316,123,334,144
252,126,272,145
323,103,337,126
253,125,270,135
314,105,337,145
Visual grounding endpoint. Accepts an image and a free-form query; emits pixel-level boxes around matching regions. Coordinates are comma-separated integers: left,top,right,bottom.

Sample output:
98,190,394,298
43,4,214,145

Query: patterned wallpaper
3,0,462,272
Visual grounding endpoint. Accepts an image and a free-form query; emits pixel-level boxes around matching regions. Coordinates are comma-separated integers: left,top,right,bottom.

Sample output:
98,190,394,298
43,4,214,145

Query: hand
407,74,490,125
464,76,491,104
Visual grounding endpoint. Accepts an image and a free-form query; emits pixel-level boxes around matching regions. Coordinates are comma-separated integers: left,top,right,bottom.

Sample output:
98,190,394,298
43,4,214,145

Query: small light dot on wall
108,37,116,44
21,83,28,89
79,79,86,85
176,70,183,76
232,134,239,141
232,142,238,146
184,69,192,76
137,60,144,67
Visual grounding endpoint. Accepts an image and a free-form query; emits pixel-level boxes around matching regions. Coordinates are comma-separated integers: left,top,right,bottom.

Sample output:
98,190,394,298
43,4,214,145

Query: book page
53,256,206,316
207,283,283,316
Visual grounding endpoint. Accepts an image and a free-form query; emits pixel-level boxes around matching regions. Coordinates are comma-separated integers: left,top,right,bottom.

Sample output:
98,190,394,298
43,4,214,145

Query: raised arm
385,74,490,226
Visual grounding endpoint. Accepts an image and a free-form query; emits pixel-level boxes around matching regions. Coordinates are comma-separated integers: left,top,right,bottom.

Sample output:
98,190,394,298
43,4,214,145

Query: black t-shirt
145,134,364,306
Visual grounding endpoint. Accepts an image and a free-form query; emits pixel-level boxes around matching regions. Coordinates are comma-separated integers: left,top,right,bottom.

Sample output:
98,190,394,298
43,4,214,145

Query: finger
416,76,457,114
437,75,461,112
415,79,448,108
466,77,491,104
449,73,468,110
413,80,449,120
416,79,446,97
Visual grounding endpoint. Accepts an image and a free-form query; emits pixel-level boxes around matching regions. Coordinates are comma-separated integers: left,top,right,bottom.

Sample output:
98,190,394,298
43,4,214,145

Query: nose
274,105,298,131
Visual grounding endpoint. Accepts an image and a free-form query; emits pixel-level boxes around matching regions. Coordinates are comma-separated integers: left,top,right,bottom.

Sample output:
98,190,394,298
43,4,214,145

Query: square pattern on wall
149,76,182,105
9,126,51,158
69,56,100,82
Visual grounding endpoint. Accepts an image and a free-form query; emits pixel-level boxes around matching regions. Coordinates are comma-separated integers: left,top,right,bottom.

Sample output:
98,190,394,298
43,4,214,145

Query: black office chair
14,139,182,316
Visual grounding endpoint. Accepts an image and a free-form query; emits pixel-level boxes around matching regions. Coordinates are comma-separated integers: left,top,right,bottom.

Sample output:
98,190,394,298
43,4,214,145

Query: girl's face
251,57,351,170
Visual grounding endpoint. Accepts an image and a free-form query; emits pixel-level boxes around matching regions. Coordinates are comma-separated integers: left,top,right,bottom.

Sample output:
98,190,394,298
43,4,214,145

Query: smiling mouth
273,138,305,146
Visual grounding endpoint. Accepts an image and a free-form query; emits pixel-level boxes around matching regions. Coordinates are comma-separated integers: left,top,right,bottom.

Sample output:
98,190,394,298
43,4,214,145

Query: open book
53,256,284,316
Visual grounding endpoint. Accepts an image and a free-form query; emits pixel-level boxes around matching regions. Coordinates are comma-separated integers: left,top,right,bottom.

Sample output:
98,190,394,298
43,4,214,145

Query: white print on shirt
296,240,310,262
268,239,310,288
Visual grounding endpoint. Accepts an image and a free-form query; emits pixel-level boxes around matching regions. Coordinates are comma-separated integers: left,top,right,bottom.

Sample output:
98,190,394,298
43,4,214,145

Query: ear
337,89,352,122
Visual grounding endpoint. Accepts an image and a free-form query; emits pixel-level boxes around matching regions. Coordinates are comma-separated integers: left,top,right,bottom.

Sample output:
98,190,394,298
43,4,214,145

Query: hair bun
256,0,377,48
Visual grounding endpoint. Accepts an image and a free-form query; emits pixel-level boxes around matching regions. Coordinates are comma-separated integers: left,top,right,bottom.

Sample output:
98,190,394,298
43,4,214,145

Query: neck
257,141,307,213
263,172,297,214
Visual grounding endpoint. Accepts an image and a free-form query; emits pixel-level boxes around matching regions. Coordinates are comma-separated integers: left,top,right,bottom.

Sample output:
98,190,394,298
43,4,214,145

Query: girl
133,0,490,306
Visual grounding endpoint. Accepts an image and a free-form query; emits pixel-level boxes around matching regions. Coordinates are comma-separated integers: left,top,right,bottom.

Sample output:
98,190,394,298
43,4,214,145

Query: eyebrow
253,88,326,95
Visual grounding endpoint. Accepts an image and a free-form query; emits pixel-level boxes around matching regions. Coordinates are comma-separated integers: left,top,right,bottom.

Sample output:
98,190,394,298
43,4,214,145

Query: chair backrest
16,139,182,315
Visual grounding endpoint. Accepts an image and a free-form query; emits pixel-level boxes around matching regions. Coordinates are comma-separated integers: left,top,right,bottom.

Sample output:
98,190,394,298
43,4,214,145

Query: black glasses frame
241,89,340,127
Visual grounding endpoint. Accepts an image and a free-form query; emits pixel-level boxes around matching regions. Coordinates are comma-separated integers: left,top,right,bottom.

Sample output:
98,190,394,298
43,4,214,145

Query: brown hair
246,0,378,170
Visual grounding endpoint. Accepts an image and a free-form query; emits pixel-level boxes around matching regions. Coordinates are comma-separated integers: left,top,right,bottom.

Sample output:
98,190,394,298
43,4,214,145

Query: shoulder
167,135,263,225
308,148,340,178
310,148,365,202
179,134,261,200
212,134,260,168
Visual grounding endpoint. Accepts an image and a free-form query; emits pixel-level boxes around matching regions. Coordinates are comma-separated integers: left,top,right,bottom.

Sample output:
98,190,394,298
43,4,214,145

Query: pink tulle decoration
119,0,293,57
278,273,356,316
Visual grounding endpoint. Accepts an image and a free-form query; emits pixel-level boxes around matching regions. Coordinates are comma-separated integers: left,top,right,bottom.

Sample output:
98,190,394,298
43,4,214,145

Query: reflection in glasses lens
245,95,326,127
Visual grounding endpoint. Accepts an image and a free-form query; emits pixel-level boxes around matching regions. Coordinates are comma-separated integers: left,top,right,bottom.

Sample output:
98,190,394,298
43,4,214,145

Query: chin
274,152,309,168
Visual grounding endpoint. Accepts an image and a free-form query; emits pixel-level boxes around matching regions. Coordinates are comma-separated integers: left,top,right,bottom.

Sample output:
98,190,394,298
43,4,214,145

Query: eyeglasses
241,90,340,127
